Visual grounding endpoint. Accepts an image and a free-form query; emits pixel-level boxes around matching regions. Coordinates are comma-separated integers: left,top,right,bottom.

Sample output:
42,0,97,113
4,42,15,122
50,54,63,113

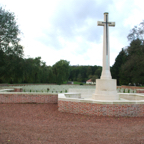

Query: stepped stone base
92,79,119,100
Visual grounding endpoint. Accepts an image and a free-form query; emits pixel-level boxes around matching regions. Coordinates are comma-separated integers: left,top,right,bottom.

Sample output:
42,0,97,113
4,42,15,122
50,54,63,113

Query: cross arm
97,21,105,26
108,22,115,27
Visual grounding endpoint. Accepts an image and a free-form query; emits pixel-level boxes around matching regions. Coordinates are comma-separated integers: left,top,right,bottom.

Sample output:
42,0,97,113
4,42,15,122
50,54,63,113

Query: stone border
58,94,144,117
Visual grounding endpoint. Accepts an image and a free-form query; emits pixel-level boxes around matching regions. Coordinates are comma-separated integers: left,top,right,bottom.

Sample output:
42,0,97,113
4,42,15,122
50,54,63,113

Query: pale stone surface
68,88,95,98
58,93,144,104
0,89,14,92
93,12,118,100
120,88,124,93
125,88,128,93
93,79,119,100
130,89,134,93
97,12,115,80
65,93,81,98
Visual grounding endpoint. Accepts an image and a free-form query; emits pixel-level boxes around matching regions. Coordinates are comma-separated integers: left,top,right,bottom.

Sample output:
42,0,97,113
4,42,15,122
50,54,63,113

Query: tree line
0,7,102,84
0,7,144,85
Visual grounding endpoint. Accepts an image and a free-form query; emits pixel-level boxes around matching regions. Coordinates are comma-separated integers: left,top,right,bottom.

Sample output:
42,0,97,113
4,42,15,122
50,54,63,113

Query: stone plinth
92,79,119,100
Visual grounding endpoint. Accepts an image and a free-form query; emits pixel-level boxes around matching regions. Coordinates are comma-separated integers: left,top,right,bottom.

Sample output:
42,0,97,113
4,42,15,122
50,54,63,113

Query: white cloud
0,0,144,66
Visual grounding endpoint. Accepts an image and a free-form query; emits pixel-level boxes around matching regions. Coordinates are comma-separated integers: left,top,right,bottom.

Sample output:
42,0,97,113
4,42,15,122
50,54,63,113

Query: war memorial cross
97,12,115,79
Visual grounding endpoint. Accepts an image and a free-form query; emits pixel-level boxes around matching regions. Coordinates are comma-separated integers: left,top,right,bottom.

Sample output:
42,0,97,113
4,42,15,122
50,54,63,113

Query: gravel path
0,103,144,144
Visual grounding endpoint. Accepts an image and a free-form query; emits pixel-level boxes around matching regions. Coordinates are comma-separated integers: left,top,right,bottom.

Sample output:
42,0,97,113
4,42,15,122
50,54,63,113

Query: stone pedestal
93,79,119,100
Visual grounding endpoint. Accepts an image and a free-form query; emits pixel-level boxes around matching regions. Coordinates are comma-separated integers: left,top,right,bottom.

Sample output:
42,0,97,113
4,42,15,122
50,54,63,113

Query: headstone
134,89,136,93
117,88,120,93
130,89,133,93
120,88,124,93
125,88,128,93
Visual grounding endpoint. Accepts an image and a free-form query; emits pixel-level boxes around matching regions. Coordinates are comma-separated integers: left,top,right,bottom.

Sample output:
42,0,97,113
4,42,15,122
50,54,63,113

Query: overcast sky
0,0,144,66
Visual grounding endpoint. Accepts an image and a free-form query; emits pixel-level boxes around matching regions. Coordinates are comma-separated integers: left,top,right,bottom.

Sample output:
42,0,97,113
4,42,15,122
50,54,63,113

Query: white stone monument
93,12,119,100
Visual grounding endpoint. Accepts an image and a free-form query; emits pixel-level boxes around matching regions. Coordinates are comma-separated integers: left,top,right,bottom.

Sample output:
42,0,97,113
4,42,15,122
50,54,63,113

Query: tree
127,20,144,44
86,66,92,78
0,7,23,57
47,66,54,83
91,75,98,83
95,66,102,78
0,7,24,83
52,60,70,84
119,39,144,85
112,21,144,85
77,73,82,82
111,48,127,85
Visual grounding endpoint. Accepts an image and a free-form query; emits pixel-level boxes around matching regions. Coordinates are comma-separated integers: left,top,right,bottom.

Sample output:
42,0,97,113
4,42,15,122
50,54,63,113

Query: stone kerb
0,92,58,104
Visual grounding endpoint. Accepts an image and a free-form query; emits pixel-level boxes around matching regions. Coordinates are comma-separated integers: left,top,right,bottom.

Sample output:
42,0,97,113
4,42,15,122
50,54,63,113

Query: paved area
0,103,144,143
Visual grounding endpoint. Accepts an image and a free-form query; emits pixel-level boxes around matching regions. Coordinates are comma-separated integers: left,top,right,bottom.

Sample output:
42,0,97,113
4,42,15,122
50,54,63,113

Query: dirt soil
0,103,144,144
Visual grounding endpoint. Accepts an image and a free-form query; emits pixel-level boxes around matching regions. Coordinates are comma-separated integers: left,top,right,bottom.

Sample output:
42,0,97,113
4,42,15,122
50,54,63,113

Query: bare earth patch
0,104,144,144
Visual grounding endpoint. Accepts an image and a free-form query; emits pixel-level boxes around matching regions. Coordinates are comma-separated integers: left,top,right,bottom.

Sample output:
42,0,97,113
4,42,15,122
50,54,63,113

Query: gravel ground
0,103,144,144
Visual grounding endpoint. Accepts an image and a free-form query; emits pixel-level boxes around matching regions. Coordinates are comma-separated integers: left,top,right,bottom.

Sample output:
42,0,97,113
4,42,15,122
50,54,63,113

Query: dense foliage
0,7,23,83
0,7,23,56
0,54,102,84
111,48,127,85
111,21,144,85
69,65,101,82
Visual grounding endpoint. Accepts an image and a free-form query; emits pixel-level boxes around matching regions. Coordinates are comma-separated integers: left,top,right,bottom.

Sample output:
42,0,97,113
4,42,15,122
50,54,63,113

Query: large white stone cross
97,12,115,79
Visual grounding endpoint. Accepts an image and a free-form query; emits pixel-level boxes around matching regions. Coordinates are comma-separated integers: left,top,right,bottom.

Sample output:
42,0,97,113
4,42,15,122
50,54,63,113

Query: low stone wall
58,101,144,117
119,93,144,100
14,87,23,92
0,93,58,104
136,89,144,93
118,85,144,90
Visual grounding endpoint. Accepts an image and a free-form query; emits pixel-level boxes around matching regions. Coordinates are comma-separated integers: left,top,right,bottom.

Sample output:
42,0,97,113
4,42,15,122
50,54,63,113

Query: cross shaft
97,12,115,79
